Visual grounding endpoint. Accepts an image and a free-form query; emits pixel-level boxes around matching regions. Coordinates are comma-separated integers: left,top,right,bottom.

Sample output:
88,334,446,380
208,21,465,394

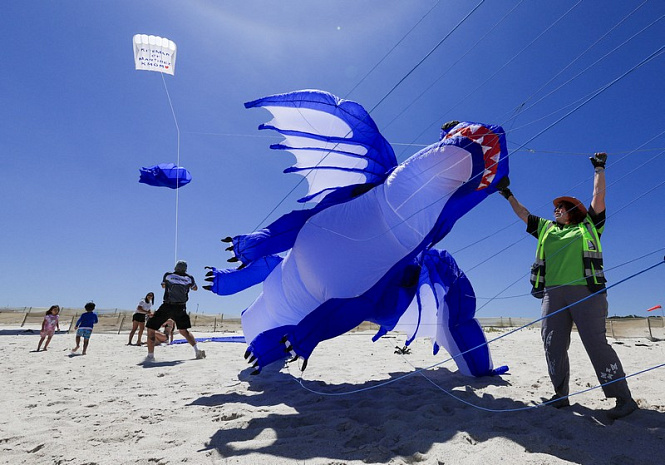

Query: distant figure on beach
128,292,154,346
497,152,638,419
72,302,99,355
37,305,60,351
144,261,205,363
162,319,175,344
153,320,174,345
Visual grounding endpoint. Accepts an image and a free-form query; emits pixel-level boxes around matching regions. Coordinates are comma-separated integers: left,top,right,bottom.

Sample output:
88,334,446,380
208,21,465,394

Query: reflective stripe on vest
580,219,606,289
530,223,555,292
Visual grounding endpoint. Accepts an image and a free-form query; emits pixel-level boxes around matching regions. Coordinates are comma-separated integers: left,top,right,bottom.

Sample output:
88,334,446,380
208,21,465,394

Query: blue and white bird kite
205,89,509,377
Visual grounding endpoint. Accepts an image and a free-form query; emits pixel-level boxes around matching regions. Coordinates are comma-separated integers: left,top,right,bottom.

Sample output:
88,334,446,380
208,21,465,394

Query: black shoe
544,394,570,409
607,398,638,419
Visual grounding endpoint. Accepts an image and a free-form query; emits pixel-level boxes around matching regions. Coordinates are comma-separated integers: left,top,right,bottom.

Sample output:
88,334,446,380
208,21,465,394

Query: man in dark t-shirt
144,260,205,363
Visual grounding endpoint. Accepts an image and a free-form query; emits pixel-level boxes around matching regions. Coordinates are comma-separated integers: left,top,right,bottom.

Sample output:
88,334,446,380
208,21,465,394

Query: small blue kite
139,163,191,189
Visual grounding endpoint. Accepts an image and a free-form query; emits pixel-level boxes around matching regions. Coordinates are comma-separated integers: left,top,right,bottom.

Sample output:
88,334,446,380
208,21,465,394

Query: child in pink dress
37,305,60,351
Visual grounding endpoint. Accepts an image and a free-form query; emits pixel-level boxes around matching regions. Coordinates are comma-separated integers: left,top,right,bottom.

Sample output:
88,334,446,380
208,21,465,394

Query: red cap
553,196,587,216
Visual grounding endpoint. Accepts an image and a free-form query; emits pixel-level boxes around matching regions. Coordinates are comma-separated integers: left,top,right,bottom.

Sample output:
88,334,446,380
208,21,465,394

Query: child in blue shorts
72,302,99,355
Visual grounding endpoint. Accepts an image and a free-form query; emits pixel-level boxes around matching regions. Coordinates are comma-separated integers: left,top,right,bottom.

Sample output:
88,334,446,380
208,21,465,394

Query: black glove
590,152,607,169
495,176,512,199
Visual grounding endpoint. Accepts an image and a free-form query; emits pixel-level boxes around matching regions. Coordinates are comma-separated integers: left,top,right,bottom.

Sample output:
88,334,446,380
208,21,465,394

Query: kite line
161,72,182,264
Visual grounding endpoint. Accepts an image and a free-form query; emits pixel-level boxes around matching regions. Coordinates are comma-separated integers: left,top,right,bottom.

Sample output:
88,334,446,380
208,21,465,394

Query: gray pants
541,285,631,400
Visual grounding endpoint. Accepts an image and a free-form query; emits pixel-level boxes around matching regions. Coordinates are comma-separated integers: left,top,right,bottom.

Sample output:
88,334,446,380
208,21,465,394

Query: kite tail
426,250,507,376
392,250,507,377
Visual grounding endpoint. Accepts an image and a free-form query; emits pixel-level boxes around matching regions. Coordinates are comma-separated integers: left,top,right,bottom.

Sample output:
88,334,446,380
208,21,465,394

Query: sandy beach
1,324,664,465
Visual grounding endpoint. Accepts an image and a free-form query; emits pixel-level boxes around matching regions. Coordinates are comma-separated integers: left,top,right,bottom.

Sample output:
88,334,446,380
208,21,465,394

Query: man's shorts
76,328,93,339
146,303,191,331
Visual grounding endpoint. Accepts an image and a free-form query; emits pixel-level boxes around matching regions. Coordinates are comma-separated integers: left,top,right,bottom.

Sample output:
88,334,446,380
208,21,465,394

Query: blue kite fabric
171,336,246,344
139,163,192,189
205,89,510,377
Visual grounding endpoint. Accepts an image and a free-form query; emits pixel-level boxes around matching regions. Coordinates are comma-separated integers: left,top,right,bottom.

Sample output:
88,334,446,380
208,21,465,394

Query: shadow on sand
0,329,68,336
190,366,665,463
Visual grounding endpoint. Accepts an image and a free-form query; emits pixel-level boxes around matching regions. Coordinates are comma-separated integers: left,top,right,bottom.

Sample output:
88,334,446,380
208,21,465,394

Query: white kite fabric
133,34,177,75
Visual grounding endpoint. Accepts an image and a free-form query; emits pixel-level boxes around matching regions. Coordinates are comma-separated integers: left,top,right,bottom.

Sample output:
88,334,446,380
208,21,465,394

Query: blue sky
1,0,663,318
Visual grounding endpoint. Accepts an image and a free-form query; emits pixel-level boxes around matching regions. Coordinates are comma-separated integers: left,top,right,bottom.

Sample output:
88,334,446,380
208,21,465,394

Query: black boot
544,394,570,409
607,397,638,419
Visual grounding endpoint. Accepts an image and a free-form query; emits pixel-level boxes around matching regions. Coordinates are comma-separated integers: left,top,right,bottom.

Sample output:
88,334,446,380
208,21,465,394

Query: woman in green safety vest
496,152,638,420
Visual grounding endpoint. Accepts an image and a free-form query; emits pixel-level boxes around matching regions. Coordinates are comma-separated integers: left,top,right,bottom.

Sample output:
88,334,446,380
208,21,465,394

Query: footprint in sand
213,412,243,422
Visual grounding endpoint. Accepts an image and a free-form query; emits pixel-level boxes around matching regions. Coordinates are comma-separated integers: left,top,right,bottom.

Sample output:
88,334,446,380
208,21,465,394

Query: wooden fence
1,307,663,340
0,307,237,334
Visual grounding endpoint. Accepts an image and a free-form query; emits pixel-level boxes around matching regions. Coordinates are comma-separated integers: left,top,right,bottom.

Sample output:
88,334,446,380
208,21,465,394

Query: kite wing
210,89,399,267
139,163,191,189
245,89,398,203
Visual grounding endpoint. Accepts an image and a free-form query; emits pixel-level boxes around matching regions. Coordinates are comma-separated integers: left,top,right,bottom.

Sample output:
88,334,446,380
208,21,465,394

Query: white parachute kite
133,34,177,75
